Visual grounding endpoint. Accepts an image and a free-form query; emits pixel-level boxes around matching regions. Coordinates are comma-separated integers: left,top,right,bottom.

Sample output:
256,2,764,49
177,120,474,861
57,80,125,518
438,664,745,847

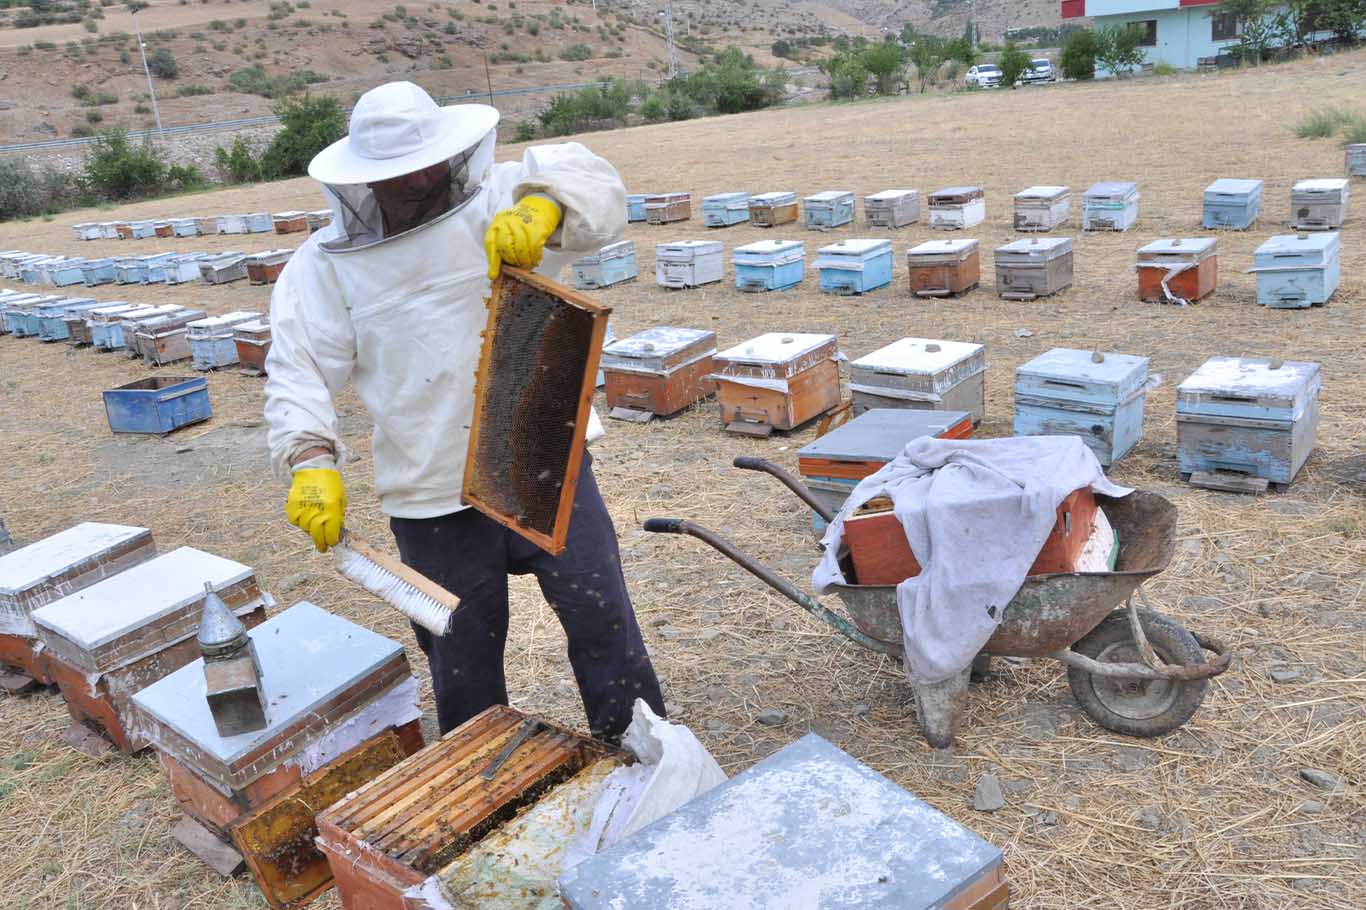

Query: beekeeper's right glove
286,456,347,553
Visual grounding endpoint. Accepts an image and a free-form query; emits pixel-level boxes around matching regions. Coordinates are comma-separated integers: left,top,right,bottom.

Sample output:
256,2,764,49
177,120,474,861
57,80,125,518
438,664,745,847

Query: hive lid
798,408,972,463
733,239,804,256
1136,237,1217,259
1292,177,1349,193
852,337,984,376
865,188,918,200
574,240,635,265
995,237,1072,258
1204,178,1263,197
817,238,893,256
657,239,724,254
716,332,836,365
750,191,798,204
233,318,272,335
907,238,979,257
188,311,261,333
805,190,854,202
1177,356,1321,410
0,523,150,597
1016,347,1150,398
557,734,1003,910
1084,180,1139,199
1014,185,1070,200
703,192,749,203
1252,232,1340,264
602,326,715,362
132,601,407,766
645,192,689,202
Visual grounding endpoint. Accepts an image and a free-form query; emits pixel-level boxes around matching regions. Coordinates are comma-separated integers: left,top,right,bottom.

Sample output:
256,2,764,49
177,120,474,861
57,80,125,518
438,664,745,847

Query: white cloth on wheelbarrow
812,436,1132,685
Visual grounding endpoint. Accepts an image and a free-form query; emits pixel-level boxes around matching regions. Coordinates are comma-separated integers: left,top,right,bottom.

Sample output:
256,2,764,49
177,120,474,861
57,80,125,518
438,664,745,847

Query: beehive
154,220,175,239
1013,185,1070,231
711,333,841,435
172,217,200,237
1248,233,1340,308
134,308,209,366
272,210,309,233
1347,144,1366,177
165,252,214,285
994,237,1073,300
113,221,135,240
625,193,648,223
929,186,986,230
245,249,294,285
703,192,751,227
66,302,137,346
748,191,799,226
1177,356,1321,489
50,259,90,287
1202,178,1263,230
644,192,691,224
1136,238,1218,304
849,337,987,424
38,300,104,342
32,546,273,752
194,215,221,236
1082,181,1140,232
316,705,614,910
1290,178,1349,230
864,189,921,229
199,253,249,284
93,304,177,351
0,523,155,685
602,326,716,419
131,220,158,239
559,735,1009,910
233,319,272,375
570,240,638,290
803,190,855,230
814,238,894,294
133,601,424,909
189,311,262,370
1014,348,1152,467
218,214,248,234
655,240,724,288
733,239,805,292
245,212,272,233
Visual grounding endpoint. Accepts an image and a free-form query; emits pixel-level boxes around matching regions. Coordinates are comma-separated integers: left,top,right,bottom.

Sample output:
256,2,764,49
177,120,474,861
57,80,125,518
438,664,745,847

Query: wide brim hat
308,81,499,186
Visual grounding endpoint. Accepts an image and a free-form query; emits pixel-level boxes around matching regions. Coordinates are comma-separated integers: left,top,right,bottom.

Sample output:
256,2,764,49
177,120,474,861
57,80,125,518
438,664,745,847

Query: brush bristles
333,542,454,636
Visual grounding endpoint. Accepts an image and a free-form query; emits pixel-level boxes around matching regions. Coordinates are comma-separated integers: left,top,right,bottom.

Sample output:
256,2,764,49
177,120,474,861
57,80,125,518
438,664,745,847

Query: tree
771,38,793,59
862,40,906,95
1060,28,1099,79
84,129,167,200
147,46,178,79
1094,23,1145,76
997,41,1032,87
943,36,978,68
1272,0,1321,49
260,94,346,179
909,38,947,92
1213,0,1277,63
1317,0,1366,43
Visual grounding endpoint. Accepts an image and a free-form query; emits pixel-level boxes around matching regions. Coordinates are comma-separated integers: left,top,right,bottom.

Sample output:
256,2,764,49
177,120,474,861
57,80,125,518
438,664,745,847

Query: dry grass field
1,51,1364,910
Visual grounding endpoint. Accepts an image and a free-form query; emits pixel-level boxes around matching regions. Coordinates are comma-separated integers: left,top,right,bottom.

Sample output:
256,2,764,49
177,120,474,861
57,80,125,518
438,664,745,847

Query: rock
657,626,683,641
1014,329,1034,338
663,701,683,718
698,629,722,642
1297,800,1326,814
649,614,671,627
1177,538,1203,557
973,774,1005,812
1001,778,1032,795
703,717,733,733
1290,571,1338,594
1298,768,1345,793
757,709,788,726
175,445,193,454
1111,746,1154,772
1269,667,1303,683
275,572,309,595
852,703,870,717
1136,807,1163,830
1181,594,1224,613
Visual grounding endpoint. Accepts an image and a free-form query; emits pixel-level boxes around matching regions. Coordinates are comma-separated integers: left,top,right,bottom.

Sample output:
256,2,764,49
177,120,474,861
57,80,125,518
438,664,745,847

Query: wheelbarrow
644,457,1231,748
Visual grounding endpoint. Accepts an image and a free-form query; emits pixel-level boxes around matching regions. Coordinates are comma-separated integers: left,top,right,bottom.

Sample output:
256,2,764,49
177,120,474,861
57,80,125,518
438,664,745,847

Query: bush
86,110,104,124
1340,114,1366,146
214,137,263,183
148,47,179,78
513,119,536,142
1152,62,1178,76
0,158,80,221
771,38,793,59
227,64,328,98
539,79,631,135
176,83,216,96
1060,28,1099,80
559,43,592,61
1295,106,1355,139
1095,24,1144,77
84,130,168,199
997,41,1032,88
259,93,346,178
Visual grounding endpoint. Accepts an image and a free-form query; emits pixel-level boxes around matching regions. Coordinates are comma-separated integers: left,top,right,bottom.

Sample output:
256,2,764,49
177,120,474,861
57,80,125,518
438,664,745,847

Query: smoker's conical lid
197,582,247,657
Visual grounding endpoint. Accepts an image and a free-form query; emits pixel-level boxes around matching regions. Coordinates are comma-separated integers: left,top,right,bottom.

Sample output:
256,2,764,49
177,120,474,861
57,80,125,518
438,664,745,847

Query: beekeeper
263,81,665,742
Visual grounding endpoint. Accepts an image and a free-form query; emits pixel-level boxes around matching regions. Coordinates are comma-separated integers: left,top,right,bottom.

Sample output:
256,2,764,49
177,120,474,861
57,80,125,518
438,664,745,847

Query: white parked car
964,64,1003,88
1025,58,1056,83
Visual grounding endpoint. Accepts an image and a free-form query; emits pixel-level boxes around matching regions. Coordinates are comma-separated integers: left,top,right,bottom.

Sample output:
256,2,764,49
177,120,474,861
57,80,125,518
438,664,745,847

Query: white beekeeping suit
264,82,625,519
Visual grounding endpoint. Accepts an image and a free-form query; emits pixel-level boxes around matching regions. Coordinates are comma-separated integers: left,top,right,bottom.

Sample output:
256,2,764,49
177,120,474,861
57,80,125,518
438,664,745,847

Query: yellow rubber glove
485,195,562,279
285,468,347,553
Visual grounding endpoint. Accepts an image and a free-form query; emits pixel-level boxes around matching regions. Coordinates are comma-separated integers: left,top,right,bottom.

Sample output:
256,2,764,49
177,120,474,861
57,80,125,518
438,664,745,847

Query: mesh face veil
318,130,497,254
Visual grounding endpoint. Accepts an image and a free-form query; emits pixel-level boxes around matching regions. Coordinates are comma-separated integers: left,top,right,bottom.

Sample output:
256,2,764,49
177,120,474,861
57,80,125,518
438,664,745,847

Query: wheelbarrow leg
912,667,971,750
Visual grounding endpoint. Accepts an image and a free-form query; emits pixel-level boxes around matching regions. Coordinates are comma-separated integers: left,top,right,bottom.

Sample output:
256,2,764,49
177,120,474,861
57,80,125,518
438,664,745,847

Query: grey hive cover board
798,409,971,463
557,734,1002,910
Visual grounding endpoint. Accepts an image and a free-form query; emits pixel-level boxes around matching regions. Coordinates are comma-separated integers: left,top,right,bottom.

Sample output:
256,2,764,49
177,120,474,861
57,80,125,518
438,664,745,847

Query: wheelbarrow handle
642,516,898,656
731,456,836,524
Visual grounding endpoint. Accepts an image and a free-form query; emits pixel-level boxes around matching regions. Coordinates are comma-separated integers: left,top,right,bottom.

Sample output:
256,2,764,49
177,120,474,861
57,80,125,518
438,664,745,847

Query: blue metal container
1249,232,1340,308
37,299,99,342
144,253,182,284
51,260,89,287
626,193,647,223
1014,347,1152,467
815,238,893,294
103,376,212,435
803,191,855,230
1203,178,1263,230
82,258,117,286
20,257,61,284
703,192,751,228
1176,356,1320,486
733,239,805,292
570,240,638,290
245,212,272,233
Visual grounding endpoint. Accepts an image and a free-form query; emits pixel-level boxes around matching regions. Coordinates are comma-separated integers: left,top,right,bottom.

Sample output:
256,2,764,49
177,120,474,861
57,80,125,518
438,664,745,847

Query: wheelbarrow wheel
1067,608,1208,738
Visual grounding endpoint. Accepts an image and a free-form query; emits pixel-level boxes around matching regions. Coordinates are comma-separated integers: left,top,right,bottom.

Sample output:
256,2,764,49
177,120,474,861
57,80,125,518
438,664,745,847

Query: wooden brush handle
345,532,461,610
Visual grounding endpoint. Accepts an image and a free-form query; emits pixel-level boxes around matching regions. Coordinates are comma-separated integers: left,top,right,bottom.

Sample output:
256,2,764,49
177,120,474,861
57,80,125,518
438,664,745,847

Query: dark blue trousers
390,457,665,741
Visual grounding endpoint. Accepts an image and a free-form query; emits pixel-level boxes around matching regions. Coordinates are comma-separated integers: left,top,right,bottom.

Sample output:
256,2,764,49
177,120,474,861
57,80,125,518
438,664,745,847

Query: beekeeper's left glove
286,458,347,553
485,195,562,279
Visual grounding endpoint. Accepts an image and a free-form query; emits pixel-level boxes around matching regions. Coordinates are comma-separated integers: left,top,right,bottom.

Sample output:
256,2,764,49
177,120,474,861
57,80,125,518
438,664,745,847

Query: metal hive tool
463,267,611,555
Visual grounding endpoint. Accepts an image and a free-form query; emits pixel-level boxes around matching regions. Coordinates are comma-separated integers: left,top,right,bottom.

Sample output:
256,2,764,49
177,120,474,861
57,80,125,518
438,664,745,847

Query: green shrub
148,47,179,78
1340,115,1366,146
83,130,167,199
227,64,328,98
559,43,592,61
538,79,631,135
997,41,1032,88
71,124,95,138
1060,28,1098,80
1152,62,1178,76
34,41,57,50
513,120,536,142
1295,106,1355,139
86,110,104,124
0,158,81,221
176,83,216,97
259,93,345,178
214,137,263,183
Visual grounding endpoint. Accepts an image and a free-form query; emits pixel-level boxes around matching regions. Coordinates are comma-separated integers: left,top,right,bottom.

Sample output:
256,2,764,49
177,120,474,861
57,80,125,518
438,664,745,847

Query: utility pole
483,51,494,106
969,0,978,48
132,12,163,136
660,0,677,78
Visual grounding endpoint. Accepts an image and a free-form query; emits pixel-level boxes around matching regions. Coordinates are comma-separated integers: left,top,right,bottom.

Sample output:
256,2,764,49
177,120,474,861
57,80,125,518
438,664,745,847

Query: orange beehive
1136,238,1218,304
907,239,981,297
602,326,717,419
712,333,841,435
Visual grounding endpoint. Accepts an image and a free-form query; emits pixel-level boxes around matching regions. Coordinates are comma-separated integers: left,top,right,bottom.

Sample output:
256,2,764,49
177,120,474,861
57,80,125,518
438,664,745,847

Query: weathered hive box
803,190,855,230
798,408,974,532
0,293,47,334
994,237,1073,300
711,333,841,434
50,259,90,287
133,308,209,365
245,212,272,233
104,376,212,434
625,193,647,223
92,304,174,351
114,256,148,284
906,239,982,298
21,255,65,284
0,523,155,686
703,191,751,227
218,214,248,234
272,210,309,233
73,222,102,241
144,252,184,284
733,238,805,292
245,249,294,285
189,311,262,370
748,190,799,226
816,238,894,294
316,704,615,910
1248,232,1340,308
154,220,175,239
643,192,691,224
1137,238,1219,304
1176,356,1320,489
199,252,249,284
233,319,272,375
655,239,724,288
94,222,118,239
172,217,200,237
81,257,117,286
113,221,135,240
166,252,214,285
1082,181,1140,231
21,298,78,337
1014,348,1152,467
570,240,638,290
559,734,1009,910
864,189,920,229
67,302,137,346
929,186,986,230
602,326,716,418
1203,178,1263,230
850,337,987,424
130,220,159,239
195,215,221,236
132,601,422,909
32,546,273,752
306,208,333,231
1347,144,1366,177
1291,178,1349,230
38,299,103,342
1013,185,1071,231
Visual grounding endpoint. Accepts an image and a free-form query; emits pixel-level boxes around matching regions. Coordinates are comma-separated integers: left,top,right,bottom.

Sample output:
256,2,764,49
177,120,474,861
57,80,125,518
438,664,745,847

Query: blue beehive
82,258,117,286
130,220,158,239
1014,347,1152,467
558,735,1006,910
803,190,855,230
103,376,212,435
1203,178,1263,230
571,240,638,290
22,299,74,337
51,260,88,287
703,192,751,228
172,218,199,238
626,193,647,223
815,238,893,294
1177,356,1320,487
732,239,805,292
245,212,272,233
144,253,182,284
1248,232,1340,308
37,299,100,342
